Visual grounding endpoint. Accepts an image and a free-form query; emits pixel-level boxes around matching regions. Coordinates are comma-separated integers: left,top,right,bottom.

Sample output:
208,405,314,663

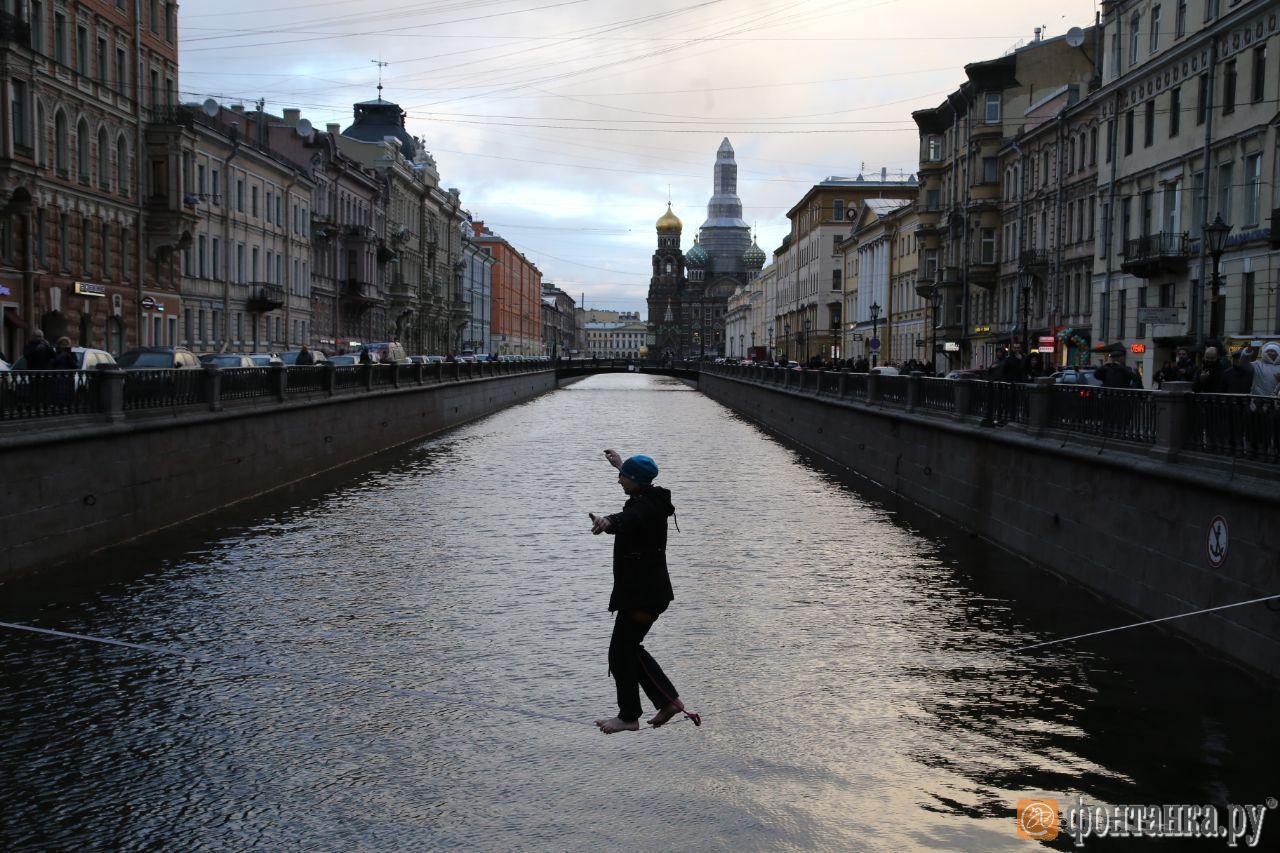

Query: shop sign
972,325,992,334
140,296,164,311
75,281,106,297
1130,343,1147,354
943,341,960,352
1137,307,1179,325
1038,335,1056,352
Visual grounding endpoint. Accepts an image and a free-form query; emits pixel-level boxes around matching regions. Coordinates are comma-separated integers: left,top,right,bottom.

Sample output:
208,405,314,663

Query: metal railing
286,366,328,394
220,367,274,400
0,370,101,419
1188,393,1280,464
878,375,908,404
122,370,205,410
333,365,364,390
846,373,868,401
918,377,956,413
1049,386,1157,443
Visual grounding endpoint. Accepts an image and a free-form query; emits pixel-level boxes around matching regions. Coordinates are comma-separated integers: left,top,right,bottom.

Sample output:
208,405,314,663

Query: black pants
609,610,679,722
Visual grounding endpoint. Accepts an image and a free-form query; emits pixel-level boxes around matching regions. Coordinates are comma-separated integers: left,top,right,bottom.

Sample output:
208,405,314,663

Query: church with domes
647,138,765,361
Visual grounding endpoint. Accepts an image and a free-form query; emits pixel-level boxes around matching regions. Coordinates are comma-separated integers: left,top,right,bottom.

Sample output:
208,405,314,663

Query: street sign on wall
1137,307,1179,325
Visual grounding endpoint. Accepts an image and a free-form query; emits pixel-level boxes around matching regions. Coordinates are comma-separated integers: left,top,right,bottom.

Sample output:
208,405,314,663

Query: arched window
97,128,109,188
53,110,67,175
115,136,128,194
76,118,89,181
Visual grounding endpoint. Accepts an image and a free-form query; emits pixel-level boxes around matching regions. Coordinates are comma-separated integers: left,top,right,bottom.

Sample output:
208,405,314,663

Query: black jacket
1222,364,1254,394
23,338,53,370
1095,362,1141,388
605,485,675,614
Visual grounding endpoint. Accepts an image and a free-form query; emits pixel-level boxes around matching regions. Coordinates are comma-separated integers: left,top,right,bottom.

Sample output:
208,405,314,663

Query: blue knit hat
619,455,659,484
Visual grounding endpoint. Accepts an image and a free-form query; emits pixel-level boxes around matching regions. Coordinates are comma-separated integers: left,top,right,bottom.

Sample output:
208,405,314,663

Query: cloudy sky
180,0,1098,314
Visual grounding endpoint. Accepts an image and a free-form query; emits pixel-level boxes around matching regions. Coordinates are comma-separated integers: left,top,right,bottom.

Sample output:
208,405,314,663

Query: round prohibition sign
1207,515,1229,568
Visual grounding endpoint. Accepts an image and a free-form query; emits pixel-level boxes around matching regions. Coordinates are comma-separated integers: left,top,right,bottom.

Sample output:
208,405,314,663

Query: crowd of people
743,339,1280,398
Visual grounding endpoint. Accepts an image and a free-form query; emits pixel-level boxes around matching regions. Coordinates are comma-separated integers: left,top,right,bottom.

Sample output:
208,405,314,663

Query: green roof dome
743,237,766,270
685,237,709,268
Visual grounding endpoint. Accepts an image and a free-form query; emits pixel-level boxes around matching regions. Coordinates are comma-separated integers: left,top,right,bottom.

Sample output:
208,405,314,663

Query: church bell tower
647,204,685,362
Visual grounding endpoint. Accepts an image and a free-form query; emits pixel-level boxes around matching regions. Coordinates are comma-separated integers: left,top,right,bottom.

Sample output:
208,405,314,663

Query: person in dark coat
590,449,693,733
1221,349,1254,394
358,346,373,365
1193,346,1227,393
23,329,54,370
295,344,315,366
49,336,77,370
1024,352,1045,381
1094,351,1142,388
1173,347,1197,382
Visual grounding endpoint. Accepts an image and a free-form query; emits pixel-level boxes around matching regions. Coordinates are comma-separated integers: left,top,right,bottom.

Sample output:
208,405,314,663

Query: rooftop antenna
372,58,390,99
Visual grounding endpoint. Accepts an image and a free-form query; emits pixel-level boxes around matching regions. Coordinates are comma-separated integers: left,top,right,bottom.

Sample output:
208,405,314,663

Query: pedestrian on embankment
589,449,696,734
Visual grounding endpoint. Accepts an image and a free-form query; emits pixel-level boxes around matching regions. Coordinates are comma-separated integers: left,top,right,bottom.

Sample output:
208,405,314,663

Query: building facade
471,220,540,355
460,222,493,354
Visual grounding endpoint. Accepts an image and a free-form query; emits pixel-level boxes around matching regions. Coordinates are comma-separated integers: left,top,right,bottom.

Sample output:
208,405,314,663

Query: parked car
279,349,328,366
115,347,200,369
360,341,407,363
945,368,988,380
328,354,360,366
870,365,900,375
11,347,117,371
246,353,283,367
1051,367,1104,387
0,357,9,371
201,354,258,369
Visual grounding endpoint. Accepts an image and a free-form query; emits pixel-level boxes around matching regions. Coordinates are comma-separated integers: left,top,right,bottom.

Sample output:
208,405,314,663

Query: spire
372,58,390,100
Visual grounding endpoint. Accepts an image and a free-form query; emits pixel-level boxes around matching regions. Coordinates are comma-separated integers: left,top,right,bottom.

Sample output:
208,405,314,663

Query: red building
471,221,540,355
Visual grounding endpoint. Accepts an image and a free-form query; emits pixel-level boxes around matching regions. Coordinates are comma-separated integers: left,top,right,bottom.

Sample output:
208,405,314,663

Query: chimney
231,104,244,114
282,108,300,126
881,166,887,182
326,123,340,135
1034,26,1042,42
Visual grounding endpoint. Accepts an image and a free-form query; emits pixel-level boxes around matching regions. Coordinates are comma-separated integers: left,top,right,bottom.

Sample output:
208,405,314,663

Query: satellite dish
296,118,313,137
1065,26,1085,48
201,97,219,117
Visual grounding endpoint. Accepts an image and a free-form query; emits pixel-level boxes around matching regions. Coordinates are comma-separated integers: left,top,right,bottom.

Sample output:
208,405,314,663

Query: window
1105,121,1113,163
1124,109,1134,155
984,92,1000,123
251,185,259,217
95,128,107,188
75,120,91,182
76,25,87,75
1130,12,1140,64
1116,290,1126,339
165,3,175,41
925,135,942,161
115,136,127,192
96,37,107,85
831,269,841,291
1252,46,1266,103
236,243,245,283
236,179,244,212
53,12,66,64
1197,74,1208,125
1149,6,1161,53
149,70,158,107
53,110,67,175
1203,0,1218,22
1169,86,1181,137
101,222,109,274
10,80,26,149
212,237,221,279
1222,59,1236,115
149,0,158,33
1245,153,1262,225
198,235,207,277
979,228,996,264
1111,29,1121,78
197,164,206,196
1140,190,1153,237
1144,100,1154,147
1243,271,1255,332
30,2,42,53
1100,203,1110,258
121,226,129,279
1163,180,1181,233
116,48,126,97
1216,162,1233,221
211,169,220,203
832,199,844,222
1176,0,1187,37
1191,171,1205,237
982,156,997,183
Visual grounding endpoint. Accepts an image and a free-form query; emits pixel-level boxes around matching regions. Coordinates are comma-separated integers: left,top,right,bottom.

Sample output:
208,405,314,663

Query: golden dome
656,203,682,232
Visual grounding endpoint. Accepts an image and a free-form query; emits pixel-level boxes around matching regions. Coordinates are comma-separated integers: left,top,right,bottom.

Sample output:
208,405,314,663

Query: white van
361,341,408,363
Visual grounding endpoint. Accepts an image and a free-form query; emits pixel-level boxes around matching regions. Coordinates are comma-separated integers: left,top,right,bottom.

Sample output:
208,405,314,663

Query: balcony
915,272,939,300
1121,232,1190,278
246,284,285,313
341,279,382,312
1018,249,1050,274
377,244,399,264
968,259,998,290
0,10,32,45
966,182,1000,212
343,224,376,242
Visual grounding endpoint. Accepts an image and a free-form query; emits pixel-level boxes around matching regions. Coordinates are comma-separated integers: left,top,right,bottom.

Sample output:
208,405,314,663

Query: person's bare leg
594,716,640,734
647,701,683,727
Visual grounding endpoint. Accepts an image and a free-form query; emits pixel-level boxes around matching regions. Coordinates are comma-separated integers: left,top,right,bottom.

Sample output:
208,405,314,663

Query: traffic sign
140,296,158,309
869,337,881,351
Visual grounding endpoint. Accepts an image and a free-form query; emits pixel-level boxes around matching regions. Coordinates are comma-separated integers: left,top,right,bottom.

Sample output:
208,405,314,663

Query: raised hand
603,449,622,469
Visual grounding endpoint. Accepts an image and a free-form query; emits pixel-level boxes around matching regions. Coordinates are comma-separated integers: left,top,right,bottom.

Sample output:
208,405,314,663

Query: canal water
1,374,1276,851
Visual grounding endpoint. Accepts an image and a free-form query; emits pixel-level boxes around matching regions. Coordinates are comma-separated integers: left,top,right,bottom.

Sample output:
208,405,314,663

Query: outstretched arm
603,448,622,470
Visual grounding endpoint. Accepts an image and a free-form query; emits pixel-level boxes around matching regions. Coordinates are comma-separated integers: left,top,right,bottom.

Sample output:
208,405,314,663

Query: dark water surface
1,374,1276,851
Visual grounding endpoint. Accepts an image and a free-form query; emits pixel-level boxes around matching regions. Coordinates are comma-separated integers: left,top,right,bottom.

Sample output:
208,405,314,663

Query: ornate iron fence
1049,386,1157,443
1188,393,1280,463
333,365,364,391
122,370,205,410
878,375,909,404
286,366,328,394
845,373,868,400
0,370,101,419
219,367,274,400
918,377,956,413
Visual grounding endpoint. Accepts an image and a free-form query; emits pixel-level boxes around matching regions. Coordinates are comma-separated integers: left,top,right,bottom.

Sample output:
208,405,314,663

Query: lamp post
1202,214,1231,347
739,334,744,358
1018,271,1032,354
869,301,881,367
783,321,790,361
767,325,773,360
803,317,811,363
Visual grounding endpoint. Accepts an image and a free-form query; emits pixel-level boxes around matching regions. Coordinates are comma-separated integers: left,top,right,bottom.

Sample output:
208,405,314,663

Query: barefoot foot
594,716,640,734
647,701,682,727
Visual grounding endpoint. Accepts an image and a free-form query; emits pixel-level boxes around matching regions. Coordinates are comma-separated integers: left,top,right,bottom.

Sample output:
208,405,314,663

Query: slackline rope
2,592,1277,730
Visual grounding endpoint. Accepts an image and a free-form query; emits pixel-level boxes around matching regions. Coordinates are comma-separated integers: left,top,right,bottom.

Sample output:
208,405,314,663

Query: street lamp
869,301,881,367
767,325,773,360
1202,214,1232,346
1018,271,1032,354
803,317,811,363
783,321,790,361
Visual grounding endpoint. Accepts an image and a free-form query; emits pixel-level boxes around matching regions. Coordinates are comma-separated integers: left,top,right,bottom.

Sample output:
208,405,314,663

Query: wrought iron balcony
341,279,382,311
1019,249,1049,272
1121,232,1190,278
1,10,32,45
246,284,285,313
342,224,376,242
968,258,998,290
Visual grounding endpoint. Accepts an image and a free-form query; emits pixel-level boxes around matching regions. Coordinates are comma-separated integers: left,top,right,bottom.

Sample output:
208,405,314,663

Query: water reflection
1,373,1275,851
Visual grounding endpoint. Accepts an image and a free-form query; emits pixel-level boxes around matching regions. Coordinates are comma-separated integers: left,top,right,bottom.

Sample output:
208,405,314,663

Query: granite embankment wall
700,371,1280,680
0,369,558,579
